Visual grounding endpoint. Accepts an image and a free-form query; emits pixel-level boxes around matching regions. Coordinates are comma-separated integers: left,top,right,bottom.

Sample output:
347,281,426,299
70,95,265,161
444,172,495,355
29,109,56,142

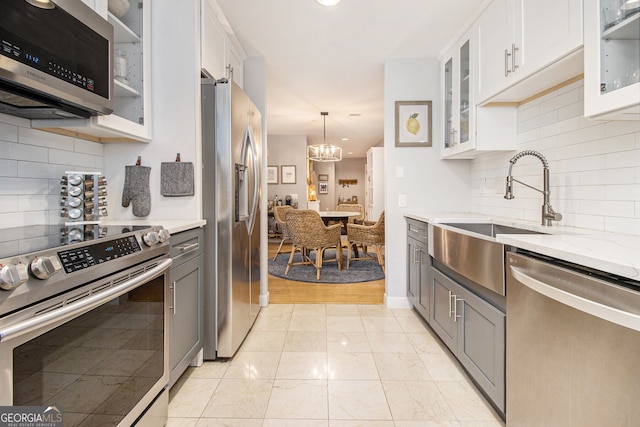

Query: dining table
318,210,361,227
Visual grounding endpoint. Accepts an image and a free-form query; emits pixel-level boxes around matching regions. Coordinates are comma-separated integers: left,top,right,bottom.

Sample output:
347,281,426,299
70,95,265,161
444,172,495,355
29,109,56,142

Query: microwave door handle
0,259,172,343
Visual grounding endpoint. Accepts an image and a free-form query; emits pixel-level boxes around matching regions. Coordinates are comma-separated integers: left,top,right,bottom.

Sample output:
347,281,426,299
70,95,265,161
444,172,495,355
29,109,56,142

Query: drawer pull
177,242,199,253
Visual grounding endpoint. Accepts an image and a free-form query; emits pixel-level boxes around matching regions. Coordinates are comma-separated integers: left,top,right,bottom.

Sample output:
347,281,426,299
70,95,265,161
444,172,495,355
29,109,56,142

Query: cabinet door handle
170,281,176,314
448,291,454,318
453,296,464,322
504,49,512,76
415,248,421,264
511,43,519,71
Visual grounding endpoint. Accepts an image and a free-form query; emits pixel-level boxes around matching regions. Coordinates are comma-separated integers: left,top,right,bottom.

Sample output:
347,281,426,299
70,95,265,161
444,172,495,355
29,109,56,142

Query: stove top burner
0,224,158,259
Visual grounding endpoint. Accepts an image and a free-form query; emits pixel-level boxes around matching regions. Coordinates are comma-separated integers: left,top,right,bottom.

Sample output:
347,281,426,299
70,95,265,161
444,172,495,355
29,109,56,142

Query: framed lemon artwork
395,100,432,147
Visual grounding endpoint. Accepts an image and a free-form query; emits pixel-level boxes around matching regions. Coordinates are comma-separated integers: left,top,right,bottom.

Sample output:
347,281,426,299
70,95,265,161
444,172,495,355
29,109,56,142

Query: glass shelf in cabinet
601,12,640,39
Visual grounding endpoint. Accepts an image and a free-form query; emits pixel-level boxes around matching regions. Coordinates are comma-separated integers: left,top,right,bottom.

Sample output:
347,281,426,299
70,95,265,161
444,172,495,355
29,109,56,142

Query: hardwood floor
267,241,385,304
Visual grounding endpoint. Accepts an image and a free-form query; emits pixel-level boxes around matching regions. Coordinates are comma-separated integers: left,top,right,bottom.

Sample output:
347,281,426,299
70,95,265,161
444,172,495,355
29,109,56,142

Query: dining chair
336,203,365,224
272,205,293,261
346,210,385,273
285,209,343,280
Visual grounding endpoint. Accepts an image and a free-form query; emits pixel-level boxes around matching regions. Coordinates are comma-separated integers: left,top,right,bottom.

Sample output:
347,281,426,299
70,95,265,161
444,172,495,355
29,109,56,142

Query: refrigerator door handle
242,124,259,234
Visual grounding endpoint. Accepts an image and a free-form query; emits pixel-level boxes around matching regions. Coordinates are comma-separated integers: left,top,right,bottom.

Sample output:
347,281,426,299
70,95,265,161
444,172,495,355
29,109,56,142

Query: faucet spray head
504,175,514,199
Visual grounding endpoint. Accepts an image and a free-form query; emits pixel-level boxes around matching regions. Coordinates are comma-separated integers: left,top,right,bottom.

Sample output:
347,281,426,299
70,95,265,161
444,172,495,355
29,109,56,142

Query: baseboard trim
260,291,270,307
384,295,412,309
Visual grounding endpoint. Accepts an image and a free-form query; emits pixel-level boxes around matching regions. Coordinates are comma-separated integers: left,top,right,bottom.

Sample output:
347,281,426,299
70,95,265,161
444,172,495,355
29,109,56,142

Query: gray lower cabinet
429,267,505,414
169,228,204,388
407,219,430,320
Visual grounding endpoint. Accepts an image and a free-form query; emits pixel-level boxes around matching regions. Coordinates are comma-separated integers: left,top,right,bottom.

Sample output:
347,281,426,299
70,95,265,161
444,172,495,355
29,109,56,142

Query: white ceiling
215,0,486,158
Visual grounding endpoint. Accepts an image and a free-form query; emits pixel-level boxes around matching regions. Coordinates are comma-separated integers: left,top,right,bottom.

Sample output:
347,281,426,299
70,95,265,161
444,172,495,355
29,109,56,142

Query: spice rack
60,172,108,224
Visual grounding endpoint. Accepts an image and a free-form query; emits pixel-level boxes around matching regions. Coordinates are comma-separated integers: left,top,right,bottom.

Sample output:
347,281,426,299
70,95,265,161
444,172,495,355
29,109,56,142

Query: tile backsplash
0,114,104,228
471,80,640,235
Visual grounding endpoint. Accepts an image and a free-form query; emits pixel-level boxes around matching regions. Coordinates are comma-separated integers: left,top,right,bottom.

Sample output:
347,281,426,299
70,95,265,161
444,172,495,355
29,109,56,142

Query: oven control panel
58,236,141,274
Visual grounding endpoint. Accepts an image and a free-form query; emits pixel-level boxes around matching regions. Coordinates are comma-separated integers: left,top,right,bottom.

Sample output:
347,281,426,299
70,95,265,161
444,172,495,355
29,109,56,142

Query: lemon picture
406,113,420,135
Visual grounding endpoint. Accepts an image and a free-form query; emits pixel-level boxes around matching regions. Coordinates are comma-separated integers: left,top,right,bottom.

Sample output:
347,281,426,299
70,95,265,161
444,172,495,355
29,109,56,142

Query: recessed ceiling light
347,151,353,155
316,0,342,6
349,113,361,116
341,138,349,141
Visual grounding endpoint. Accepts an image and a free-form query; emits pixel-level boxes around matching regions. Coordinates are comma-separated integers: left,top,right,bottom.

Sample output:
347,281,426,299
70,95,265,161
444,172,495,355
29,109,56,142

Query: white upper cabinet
440,30,516,159
584,0,640,119
201,0,246,87
33,0,152,142
476,0,583,104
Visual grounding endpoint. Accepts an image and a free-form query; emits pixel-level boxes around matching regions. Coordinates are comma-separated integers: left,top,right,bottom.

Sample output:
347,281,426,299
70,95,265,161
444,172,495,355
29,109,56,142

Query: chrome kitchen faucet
504,150,562,226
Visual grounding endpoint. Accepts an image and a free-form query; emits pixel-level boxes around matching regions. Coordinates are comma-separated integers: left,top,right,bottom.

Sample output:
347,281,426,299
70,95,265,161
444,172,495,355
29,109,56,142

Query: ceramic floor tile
261,303,295,315
264,420,328,427
419,352,467,382
396,313,430,333
328,380,392,421
293,304,327,316
373,352,432,381
276,351,328,380
357,305,395,317
180,361,229,380
366,332,416,353
391,308,418,317
405,332,446,354
200,379,273,419
283,330,328,352
327,332,372,353
329,421,395,427
265,379,328,419
361,316,403,333
457,421,504,427
326,304,360,317
436,381,502,422
382,380,457,422
223,351,281,379
326,316,365,332
327,352,379,380
394,422,462,427
289,315,328,332
195,418,263,426
252,313,292,331
240,330,287,352
168,378,220,418
165,418,199,427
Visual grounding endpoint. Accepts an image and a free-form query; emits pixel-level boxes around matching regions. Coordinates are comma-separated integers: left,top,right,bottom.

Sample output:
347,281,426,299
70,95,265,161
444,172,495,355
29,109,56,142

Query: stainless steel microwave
0,0,114,119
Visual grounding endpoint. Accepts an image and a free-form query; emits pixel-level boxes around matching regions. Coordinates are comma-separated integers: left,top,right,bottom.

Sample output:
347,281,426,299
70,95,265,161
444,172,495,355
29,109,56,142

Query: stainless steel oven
0,224,171,426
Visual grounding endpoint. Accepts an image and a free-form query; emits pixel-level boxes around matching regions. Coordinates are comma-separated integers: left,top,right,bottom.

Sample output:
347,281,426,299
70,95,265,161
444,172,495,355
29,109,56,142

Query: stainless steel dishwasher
506,251,640,427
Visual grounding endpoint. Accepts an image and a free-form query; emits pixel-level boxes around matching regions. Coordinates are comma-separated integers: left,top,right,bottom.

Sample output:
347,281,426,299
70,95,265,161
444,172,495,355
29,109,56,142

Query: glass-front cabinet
585,0,640,119
33,0,152,142
441,34,474,158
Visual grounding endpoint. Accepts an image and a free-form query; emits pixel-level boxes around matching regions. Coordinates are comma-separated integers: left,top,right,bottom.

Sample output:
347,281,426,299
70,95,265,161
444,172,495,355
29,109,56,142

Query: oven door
0,257,171,427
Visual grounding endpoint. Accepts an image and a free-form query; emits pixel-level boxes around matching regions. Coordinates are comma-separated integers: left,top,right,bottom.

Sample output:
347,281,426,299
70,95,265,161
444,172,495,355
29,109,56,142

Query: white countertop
101,219,206,235
404,211,640,281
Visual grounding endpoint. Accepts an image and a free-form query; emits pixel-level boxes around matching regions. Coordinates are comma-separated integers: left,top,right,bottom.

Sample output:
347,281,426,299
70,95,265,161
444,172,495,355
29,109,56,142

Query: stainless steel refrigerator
201,78,261,359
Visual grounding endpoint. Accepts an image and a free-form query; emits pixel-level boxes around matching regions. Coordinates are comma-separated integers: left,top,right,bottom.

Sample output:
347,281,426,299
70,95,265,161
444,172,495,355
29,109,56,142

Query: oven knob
143,231,160,246
0,263,29,290
30,256,63,280
158,229,171,243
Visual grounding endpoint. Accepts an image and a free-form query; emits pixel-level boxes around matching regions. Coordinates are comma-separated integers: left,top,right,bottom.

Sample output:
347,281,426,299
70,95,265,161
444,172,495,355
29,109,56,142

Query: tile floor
167,304,505,426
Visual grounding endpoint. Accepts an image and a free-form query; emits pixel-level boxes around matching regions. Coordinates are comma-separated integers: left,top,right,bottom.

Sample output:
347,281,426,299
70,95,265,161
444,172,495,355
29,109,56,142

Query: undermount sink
441,222,547,238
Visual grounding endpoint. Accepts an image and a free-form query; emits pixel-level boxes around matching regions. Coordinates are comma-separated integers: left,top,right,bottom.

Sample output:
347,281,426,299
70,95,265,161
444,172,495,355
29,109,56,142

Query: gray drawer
170,227,203,267
407,218,428,244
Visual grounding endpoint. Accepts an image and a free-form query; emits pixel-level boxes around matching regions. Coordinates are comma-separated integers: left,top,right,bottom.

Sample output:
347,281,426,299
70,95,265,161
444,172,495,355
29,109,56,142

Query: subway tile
556,155,605,174
1,140,49,162
74,138,104,156
18,194,59,211
518,110,558,134
18,127,74,150
605,149,640,169
49,149,99,169
560,124,606,146
0,121,18,142
605,184,640,201
604,121,640,138
538,87,580,115
539,116,581,138
0,160,18,177
0,113,30,128
0,196,18,213
18,161,67,179
580,133,635,156
579,168,635,186
557,100,584,121
579,200,635,218
0,177,49,195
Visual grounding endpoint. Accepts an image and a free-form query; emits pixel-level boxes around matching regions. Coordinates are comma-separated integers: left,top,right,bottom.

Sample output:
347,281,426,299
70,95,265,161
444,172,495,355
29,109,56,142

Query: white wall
335,157,366,208
0,113,105,228
384,58,472,308
266,135,308,206
471,80,640,234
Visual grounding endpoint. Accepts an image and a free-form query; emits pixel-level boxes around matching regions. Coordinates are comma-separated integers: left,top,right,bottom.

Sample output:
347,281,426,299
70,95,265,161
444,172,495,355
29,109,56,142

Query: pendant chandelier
307,112,342,162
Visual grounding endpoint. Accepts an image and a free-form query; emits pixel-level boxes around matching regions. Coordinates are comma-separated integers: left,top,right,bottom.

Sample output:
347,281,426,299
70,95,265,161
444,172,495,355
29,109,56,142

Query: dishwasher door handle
510,265,640,332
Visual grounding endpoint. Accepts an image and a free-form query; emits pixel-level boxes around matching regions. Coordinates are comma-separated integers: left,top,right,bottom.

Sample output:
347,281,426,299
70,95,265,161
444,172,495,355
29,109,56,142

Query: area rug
268,249,384,284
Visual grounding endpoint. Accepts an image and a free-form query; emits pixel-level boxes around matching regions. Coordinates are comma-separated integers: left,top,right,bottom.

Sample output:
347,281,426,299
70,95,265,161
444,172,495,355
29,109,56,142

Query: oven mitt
122,165,151,217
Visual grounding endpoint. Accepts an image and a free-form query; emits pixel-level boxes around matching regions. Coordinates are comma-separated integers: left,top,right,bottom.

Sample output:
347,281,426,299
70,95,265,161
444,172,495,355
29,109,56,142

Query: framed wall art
267,165,278,184
318,174,329,182
281,165,296,184
318,182,328,194
395,100,432,147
